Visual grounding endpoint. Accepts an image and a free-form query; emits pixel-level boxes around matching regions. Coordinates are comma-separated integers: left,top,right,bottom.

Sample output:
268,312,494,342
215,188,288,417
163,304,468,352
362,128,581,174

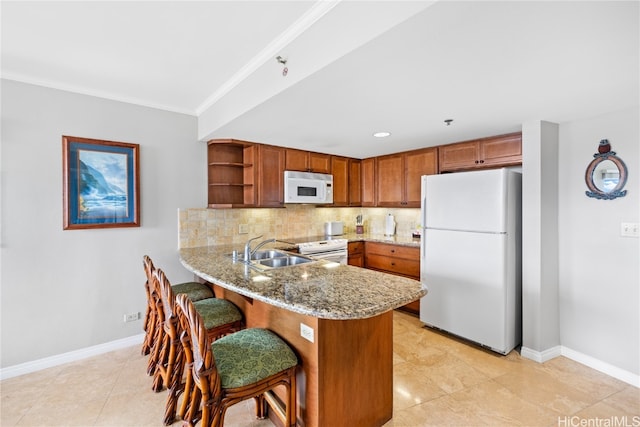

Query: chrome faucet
251,238,276,257
244,235,279,260
244,235,263,261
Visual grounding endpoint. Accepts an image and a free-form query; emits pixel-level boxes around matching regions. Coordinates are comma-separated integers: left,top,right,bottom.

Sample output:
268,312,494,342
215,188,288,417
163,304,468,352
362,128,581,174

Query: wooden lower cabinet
364,242,420,315
347,241,364,267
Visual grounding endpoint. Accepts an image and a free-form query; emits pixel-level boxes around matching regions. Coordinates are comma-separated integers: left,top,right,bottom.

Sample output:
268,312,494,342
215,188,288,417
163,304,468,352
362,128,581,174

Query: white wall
558,107,639,378
0,80,204,368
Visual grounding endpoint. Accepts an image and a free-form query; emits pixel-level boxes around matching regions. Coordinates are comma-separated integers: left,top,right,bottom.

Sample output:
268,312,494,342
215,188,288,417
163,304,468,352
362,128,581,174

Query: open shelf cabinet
207,139,256,208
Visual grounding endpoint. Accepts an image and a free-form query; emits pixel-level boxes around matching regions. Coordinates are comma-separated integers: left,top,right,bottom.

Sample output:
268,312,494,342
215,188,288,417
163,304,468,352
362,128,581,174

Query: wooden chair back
175,293,222,398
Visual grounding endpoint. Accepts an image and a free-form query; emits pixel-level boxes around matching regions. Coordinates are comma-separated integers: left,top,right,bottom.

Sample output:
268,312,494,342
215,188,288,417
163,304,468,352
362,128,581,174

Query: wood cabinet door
376,154,404,207
361,158,375,207
348,242,365,267
404,148,438,207
438,141,479,172
480,132,522,167
285,148,309,171
257,145,285,207
309,152,331,173
348,159,361,206
331,155,349,206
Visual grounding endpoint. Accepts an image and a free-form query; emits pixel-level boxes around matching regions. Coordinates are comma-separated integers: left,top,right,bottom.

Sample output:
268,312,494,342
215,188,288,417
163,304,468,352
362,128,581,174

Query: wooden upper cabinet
376,154,404,207
309,152,331,173
361,158,375,207
439,132,522,172
285,148,330,173
376,147,438,207
405,148,438,206
331,155,349,206
348,159,361,206
480,132,522,167
257,144,285,207
284,148,308,171
207,139,256,208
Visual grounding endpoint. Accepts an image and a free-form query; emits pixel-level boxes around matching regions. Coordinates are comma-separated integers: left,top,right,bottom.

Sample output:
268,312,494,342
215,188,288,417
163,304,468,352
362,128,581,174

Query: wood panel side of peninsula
210,283,393,427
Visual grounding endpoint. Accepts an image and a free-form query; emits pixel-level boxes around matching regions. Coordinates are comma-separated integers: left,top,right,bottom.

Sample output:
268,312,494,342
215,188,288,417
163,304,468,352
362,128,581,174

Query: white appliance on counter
298,238,348,264
284,171,333,204
420,168,522,354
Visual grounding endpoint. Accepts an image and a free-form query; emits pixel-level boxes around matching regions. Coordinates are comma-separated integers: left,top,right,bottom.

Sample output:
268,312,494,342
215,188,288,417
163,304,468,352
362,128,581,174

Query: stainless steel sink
256,255,314,268
227,249,315,269
250,250,284,260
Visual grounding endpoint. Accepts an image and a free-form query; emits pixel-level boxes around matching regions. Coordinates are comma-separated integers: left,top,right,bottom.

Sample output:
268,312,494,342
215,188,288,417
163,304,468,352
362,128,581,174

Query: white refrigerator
419,168,522,354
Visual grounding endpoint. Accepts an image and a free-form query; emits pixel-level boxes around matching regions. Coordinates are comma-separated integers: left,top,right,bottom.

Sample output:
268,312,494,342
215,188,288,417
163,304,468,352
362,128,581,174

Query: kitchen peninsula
180,244,426,427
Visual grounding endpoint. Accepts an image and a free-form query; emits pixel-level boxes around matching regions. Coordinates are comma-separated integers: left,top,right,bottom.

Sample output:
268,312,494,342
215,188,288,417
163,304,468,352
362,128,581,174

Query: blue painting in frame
63,136,140,229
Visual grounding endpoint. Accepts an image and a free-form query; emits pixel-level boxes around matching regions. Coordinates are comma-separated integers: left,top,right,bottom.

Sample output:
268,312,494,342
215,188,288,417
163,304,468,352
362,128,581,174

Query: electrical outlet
123,312,140,323
620,222,639,238
238,224,249,234
300,323,314,343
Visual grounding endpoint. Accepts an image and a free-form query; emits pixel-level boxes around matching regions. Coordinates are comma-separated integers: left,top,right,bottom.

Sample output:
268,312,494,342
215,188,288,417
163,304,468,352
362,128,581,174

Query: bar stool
142,255,214,375
175,292,298,427
154,268,243,425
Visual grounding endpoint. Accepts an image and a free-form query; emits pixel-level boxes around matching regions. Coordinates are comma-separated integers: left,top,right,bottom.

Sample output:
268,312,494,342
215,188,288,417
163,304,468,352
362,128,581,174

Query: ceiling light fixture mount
276,55,288,77
373,131,391,138
444,119,454,126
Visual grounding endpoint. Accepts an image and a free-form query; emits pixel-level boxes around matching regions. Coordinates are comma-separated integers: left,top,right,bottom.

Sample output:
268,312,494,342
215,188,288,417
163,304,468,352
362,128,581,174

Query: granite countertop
179,244,426,320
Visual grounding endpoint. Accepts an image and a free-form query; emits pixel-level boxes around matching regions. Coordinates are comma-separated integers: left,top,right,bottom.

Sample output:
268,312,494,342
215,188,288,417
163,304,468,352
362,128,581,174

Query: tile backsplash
178,206,421,248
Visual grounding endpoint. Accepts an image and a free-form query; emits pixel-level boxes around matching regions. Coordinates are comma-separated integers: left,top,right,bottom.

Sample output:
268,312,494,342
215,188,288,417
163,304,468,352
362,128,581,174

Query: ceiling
2,1,638,158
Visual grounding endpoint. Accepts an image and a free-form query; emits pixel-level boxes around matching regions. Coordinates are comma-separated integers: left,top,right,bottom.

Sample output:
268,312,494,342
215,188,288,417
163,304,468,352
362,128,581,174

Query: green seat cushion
212,328,298,389
172,282,213,302
193,298,242,329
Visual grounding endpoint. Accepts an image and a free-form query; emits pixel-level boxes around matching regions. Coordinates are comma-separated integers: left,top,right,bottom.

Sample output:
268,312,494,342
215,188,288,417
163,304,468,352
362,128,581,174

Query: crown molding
1,74,197,116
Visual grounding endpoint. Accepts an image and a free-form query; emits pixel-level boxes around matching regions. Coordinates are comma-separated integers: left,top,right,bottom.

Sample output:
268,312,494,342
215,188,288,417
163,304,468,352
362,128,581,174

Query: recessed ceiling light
373,131,391,138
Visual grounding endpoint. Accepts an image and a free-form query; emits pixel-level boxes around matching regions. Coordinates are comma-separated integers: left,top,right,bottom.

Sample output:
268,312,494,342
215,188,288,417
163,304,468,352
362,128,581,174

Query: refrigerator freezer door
425,169,508,233
420,229,512,353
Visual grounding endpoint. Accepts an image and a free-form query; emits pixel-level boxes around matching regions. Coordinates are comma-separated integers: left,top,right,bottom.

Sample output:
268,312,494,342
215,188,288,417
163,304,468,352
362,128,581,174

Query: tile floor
1,311,638,426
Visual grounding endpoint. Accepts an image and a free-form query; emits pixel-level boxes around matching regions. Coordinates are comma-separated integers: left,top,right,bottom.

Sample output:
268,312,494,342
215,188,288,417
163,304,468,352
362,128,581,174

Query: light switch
620,222,639,237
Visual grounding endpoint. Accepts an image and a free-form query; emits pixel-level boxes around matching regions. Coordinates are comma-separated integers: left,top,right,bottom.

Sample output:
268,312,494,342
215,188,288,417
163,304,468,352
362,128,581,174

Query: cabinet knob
390,249,395,253
391,262,395,266
479,160,485,164
475,160,479,164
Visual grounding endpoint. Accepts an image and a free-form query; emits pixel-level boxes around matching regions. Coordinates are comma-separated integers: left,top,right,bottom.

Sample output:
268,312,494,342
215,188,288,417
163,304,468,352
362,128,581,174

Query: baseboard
0,333,144,380
521,345,639,388
560,346,639,388
521,345,561,363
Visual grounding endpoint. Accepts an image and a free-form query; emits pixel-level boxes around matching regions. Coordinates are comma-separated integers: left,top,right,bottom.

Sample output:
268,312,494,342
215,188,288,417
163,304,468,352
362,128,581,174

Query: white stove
298,238,348,264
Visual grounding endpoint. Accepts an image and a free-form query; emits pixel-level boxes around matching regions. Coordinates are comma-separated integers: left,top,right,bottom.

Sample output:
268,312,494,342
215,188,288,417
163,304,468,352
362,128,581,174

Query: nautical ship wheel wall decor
585,139,628,200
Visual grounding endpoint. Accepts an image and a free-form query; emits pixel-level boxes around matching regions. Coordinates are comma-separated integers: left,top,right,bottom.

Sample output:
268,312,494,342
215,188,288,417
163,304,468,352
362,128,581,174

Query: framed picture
62,136,140,229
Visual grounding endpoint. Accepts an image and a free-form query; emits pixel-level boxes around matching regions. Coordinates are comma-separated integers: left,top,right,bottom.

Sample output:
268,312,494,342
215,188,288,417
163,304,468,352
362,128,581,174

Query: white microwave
284,171,333,204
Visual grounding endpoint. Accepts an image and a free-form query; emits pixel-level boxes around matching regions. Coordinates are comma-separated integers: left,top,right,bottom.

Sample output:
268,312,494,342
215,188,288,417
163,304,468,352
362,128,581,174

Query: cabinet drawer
365,242,419,259
365,254,420,278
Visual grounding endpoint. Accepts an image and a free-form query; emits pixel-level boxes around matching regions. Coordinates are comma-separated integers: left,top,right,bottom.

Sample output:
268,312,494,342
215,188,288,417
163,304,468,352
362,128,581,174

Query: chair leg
141,306,155,355
185,385,202,427
288,372,297,427
152,332,169,392
178,362,194,421
254,395,266,419
162,341,185,425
